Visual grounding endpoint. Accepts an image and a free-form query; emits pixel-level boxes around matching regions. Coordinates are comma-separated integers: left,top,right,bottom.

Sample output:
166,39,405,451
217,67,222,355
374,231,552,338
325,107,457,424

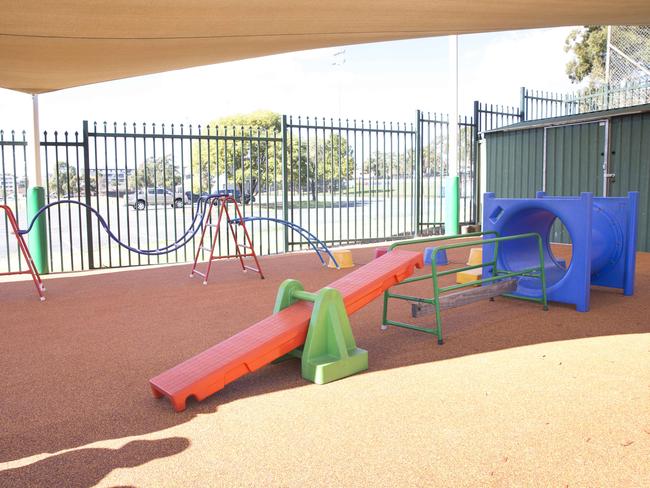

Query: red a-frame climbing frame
0,204,45,301
190,195,264,284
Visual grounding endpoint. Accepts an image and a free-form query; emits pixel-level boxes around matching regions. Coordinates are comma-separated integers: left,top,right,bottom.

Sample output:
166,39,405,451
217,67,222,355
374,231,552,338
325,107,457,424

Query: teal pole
27,186,49,274
444,175,459,236
447,36,460,237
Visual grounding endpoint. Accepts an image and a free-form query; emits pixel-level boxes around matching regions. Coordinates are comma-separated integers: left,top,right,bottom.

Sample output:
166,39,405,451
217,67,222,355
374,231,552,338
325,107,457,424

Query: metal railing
474,101,523,134
40,121,285,272
417,111,477,230
0,130,29,273
521,79,650,121
381,232,548,344
284,115,418,249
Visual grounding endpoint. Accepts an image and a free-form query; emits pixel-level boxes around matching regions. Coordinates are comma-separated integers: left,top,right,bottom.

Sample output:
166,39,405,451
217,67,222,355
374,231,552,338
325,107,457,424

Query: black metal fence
284,115,418,249
3,81,648,274
2,112,477,274
417,112,477,231
521,79,650,121
38,122,286,273
0,130,29,273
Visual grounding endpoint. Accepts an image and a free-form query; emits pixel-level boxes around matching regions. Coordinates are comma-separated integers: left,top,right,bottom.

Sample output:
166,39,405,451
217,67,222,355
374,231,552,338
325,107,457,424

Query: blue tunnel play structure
482,191,639,312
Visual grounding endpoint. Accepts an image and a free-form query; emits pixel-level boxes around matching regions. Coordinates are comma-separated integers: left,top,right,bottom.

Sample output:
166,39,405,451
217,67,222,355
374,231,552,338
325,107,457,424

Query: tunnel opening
548,217,573,271
495,207,573,293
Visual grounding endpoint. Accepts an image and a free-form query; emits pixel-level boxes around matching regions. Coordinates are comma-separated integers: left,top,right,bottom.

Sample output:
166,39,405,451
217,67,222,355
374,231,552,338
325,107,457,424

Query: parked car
184,191,203,204
183,190,226,206
182,188,255,206
128,187,185,210
216,187,254,204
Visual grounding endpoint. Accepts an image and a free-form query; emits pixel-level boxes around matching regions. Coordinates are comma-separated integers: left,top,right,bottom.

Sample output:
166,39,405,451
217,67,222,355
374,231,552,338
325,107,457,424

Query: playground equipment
423,247,448,266
228,216,339,269
149,249,423,411
0,205,45,300
5,193,338,299
327,249,354,269
374,246,389,259
467,248,482,266
456,247,482,284
483,191,638,312
382,232,548,344
191,195,264,284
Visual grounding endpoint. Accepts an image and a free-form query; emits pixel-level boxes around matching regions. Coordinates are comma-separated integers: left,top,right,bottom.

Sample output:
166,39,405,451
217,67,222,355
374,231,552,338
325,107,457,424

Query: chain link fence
607,25,650,88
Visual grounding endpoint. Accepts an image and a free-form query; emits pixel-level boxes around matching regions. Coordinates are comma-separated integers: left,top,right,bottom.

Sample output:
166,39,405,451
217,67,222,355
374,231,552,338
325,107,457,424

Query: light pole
445,35,460,236
27,94,49,273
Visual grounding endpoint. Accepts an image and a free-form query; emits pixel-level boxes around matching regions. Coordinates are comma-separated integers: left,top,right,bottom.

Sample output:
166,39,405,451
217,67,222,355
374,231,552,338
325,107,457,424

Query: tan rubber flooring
1,243,649,487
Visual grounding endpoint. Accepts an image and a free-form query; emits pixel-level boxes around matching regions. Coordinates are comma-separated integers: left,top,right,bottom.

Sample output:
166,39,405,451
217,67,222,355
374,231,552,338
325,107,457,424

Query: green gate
544,121,606,243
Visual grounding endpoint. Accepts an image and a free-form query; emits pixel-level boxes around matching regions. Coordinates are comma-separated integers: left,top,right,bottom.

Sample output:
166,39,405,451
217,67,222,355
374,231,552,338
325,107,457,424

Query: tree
192,111,353,201
363,151,413,178
282,134,354,201
421,137,446,177
129,155,181,190
48,162,78,196
564,26,607,84
191,110,281,195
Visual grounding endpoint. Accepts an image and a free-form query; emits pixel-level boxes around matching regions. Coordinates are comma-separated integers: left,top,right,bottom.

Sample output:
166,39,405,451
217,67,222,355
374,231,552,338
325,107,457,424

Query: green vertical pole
414,110,422,236
27,186,49,274
444,175,459,236
537,236,549,311
447,36,460,237
28,94,49,274
281,114,289,253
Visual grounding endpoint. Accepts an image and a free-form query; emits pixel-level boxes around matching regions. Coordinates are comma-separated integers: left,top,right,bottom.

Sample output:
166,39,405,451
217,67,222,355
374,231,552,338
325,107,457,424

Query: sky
0,26,580,134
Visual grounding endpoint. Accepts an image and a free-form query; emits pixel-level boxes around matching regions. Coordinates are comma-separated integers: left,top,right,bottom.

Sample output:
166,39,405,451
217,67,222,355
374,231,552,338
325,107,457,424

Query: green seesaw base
273,279,368,384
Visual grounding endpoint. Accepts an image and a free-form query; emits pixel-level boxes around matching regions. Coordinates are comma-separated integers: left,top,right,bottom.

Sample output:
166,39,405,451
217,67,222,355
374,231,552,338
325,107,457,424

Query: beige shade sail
2,0,650,94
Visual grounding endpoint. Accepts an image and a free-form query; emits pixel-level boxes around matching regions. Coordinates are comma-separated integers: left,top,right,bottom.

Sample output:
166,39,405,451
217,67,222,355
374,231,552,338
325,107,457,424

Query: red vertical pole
1,204,45,301
230,197,264,279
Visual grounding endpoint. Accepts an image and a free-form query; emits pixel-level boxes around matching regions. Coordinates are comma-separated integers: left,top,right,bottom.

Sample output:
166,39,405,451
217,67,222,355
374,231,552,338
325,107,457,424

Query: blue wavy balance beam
18,193,340,268
19,194,217,256
230,216,339,269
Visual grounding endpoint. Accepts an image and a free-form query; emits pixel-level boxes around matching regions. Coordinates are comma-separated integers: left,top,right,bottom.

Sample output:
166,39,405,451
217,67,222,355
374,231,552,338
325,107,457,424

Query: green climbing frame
381,232,548,344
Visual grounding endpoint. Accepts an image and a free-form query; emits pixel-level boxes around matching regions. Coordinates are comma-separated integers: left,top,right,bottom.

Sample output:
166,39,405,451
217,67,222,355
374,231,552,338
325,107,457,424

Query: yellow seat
328,249,355,269
456,247,483,284
456,267,482,284
467,247,482,266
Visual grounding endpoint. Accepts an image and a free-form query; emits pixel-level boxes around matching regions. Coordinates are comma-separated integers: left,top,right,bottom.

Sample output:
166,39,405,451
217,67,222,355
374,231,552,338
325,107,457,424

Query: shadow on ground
0,437,189,488
1,244,648,468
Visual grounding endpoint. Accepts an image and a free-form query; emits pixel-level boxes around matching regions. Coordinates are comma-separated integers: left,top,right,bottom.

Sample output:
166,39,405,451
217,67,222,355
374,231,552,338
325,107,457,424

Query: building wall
485,128,544,198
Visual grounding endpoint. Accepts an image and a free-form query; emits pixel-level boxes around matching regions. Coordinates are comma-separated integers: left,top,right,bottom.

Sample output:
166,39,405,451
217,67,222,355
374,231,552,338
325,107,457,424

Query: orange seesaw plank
149,249,423,411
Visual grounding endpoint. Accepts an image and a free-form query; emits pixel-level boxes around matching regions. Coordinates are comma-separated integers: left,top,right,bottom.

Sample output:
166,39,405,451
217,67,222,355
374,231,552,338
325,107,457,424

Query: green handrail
388,230,499,252
382,232,548,345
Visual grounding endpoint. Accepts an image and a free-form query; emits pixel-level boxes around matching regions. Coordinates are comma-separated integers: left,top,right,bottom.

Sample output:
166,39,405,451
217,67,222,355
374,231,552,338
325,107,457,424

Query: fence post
281,115,289,253
519,87,527,121
473,101,481,224
414,110,422,236
82,121,95,269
